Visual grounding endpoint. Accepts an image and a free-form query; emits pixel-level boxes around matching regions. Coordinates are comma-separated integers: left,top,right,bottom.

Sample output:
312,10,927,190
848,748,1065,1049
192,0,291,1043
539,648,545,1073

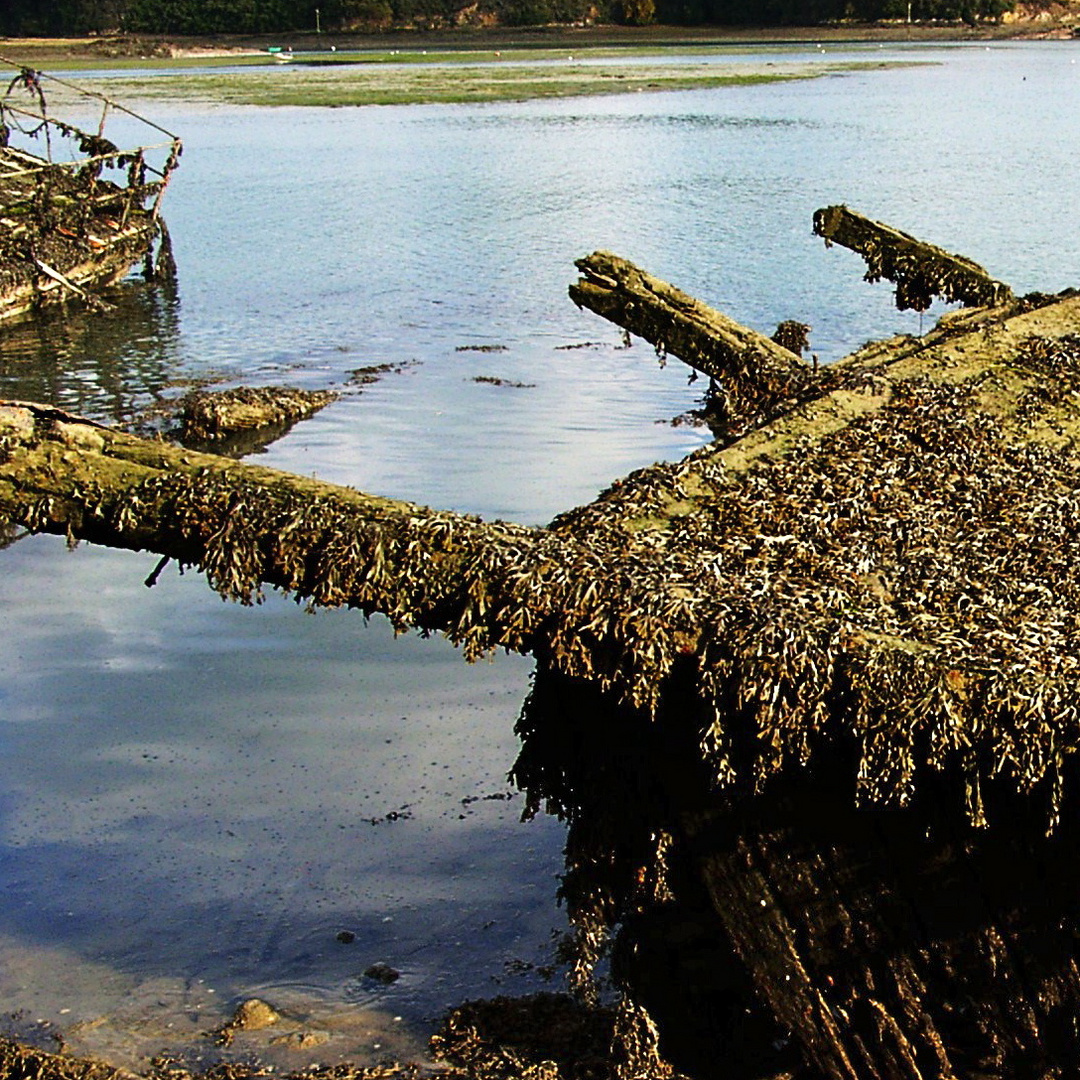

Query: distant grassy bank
0,29,937,108
0,20,1034,107
58,56,916,107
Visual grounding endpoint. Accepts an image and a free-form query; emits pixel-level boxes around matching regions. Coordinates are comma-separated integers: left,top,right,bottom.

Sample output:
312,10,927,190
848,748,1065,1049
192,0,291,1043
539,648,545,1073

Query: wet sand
0,934,431,1074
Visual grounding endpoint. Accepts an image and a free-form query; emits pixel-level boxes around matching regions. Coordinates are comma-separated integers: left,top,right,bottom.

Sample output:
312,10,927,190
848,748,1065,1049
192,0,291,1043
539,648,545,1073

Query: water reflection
0,278,183,425
0,534,565,1068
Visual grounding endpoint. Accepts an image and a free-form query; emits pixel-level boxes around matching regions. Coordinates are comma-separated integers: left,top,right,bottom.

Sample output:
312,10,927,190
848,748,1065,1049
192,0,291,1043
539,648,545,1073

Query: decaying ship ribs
570,250,816,439
812,203,1014,312
6,209,1080,1078
0,56,181,320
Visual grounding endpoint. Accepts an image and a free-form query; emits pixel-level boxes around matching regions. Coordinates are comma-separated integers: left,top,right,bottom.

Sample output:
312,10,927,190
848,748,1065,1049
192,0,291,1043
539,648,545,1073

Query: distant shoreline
0,19,1074,107
1,16,1077,68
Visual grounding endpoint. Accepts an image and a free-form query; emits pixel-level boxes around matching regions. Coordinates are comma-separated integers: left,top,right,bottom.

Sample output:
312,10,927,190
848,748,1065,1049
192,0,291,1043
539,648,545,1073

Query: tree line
0,0,1015,36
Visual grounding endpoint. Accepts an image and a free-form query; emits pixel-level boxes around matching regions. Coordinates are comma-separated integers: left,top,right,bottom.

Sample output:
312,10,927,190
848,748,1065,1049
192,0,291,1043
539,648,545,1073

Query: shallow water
1,39,1079,1071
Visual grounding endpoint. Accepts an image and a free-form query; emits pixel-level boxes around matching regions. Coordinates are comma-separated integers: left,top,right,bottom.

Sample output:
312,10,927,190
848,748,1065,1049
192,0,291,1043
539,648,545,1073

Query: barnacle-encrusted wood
813,203,1014,311
570,251,813,438
179,385,338,443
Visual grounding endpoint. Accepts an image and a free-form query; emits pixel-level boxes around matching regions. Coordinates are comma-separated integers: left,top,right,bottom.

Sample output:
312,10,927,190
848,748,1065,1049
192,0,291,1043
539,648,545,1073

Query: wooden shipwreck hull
0,58,181,320
3,210,1080,1078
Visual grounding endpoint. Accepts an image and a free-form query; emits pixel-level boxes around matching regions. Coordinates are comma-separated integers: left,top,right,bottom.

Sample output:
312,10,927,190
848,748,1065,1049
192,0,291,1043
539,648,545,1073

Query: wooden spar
570,250,813,437
0,400,551,648
813,203,1014,312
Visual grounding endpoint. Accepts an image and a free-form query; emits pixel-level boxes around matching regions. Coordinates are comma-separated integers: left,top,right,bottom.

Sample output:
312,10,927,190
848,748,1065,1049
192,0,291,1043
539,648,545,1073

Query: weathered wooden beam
0,399,538,644
813,203,1014,311
570,251,813,437
0,399,700,710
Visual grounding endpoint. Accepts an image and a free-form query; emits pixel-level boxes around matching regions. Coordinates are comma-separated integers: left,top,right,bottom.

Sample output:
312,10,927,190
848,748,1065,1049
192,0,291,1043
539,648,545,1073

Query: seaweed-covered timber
0,56,181,320
178,385,339,445
570,250,814,439
9,210,1080,1078
813,203,1014,312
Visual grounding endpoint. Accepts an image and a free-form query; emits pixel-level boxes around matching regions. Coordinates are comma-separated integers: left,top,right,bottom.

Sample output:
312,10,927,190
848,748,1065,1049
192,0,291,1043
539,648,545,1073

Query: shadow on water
512,661,1080,1080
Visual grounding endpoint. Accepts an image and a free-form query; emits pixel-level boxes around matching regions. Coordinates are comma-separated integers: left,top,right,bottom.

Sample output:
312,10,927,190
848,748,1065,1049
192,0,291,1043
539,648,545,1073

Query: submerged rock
230,998,281,1031
363,963,401,985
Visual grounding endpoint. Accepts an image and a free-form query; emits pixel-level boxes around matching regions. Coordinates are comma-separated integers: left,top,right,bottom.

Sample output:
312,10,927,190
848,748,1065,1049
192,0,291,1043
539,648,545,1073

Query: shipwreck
3,208,1080,1079
0,56,181,320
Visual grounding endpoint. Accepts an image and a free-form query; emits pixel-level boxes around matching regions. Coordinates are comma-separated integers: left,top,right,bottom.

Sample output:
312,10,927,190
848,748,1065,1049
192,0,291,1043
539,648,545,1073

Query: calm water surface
0,39,1078,1069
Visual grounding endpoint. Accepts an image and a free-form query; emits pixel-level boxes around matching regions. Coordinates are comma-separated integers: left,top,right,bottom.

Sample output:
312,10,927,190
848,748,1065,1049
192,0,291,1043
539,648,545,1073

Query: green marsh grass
60,56,907,107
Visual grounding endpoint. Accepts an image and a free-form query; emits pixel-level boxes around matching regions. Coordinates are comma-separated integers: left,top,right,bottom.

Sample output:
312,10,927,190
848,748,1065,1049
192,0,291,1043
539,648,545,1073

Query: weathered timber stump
688,773,1080,1080
179,385,338,445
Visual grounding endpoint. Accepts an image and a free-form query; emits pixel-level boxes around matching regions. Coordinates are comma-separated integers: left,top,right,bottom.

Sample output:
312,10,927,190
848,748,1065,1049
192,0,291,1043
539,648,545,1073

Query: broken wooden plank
570,250,813,437
813,203,1014,311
